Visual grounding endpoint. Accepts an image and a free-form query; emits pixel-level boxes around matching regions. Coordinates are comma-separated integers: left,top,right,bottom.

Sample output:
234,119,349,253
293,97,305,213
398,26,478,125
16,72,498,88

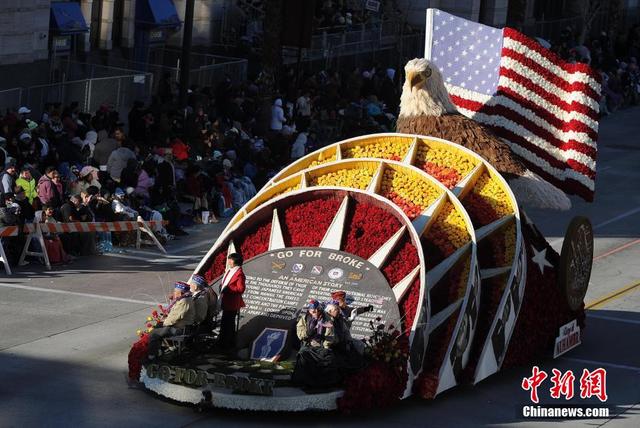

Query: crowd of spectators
0,58,402,268
550,23,640,115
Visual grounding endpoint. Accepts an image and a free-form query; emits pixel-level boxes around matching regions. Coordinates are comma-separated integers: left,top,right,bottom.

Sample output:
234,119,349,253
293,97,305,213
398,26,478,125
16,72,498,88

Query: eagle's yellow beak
409,71,426,88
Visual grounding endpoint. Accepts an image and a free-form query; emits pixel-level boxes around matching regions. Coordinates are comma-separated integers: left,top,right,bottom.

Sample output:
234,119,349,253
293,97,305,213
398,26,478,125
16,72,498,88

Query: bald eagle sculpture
396,58,571,210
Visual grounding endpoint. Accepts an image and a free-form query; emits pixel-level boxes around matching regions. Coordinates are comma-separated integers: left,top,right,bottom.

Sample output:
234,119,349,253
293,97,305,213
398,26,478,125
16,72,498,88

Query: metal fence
76,50,248,92
286,31,424,73
530,11,609,43
0,54,246,120
21,73,153,122
188,58,249,88
283,20,419,67
0,88,23,113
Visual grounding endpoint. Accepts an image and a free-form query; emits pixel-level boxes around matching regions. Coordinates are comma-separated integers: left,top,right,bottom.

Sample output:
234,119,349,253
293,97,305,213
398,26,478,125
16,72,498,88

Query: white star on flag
531,247,553,273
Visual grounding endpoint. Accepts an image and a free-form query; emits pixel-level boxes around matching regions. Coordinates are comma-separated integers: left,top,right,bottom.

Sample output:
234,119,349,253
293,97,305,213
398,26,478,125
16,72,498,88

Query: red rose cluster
204,251,227,284
342,202,402,259
283,198,342,246
238,221,273,261
127,333,149,381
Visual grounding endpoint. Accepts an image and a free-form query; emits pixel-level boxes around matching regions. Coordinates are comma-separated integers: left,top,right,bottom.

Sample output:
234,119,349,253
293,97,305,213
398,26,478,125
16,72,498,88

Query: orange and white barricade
0,226,20,274
18,218,167,270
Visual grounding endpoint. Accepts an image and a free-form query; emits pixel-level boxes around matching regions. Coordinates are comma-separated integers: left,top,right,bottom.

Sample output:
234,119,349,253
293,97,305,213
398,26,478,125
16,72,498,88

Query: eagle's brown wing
396,114,526,176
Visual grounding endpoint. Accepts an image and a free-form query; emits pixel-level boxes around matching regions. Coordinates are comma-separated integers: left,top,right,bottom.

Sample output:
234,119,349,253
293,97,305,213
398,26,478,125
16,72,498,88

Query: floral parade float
129,133,593,412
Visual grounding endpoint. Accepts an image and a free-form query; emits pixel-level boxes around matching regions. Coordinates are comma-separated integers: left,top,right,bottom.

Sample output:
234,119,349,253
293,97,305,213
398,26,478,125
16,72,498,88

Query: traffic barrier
14,218,167,272
0,226,19,274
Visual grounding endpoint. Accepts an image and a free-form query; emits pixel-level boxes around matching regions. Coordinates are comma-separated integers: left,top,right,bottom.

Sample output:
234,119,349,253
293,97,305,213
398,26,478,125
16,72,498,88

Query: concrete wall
166,0,216,48
0,0,51,65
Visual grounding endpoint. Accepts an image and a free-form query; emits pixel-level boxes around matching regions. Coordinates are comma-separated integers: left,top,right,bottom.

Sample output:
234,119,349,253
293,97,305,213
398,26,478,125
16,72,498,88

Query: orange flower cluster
380,169,440,213
418,161,462,189
415,145,476,179
344,138,412,160
310,166,377,189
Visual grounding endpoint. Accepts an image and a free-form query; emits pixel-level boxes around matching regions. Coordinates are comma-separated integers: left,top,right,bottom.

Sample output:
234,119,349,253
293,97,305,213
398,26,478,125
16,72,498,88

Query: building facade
0,0,51,66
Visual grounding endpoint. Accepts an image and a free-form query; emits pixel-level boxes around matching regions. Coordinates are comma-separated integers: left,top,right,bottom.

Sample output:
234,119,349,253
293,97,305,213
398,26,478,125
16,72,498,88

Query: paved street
1,108,639,428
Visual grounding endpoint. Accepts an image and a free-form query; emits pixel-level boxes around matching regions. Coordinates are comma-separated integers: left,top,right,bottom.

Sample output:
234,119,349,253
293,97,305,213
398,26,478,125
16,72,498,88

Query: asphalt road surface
1,107,639,428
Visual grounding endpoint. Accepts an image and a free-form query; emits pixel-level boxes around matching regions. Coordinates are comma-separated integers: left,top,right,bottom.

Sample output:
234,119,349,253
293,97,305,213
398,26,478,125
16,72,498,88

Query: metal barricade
23,73,153,122
0,88,23,114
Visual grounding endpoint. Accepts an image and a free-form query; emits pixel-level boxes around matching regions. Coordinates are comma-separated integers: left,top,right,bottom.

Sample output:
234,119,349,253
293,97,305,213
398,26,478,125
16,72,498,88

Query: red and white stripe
25,220,167,234
0,226,19,237
447,28,601,202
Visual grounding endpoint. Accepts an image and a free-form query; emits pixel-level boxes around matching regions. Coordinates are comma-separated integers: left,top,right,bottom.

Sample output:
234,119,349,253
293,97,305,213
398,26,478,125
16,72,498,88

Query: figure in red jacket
218,253,246,350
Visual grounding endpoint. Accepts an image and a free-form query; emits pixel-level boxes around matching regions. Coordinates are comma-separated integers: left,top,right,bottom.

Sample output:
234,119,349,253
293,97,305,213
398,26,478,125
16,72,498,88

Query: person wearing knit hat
188,274,217,325
296,298,327,349
146,280,196,360
174,281,190,292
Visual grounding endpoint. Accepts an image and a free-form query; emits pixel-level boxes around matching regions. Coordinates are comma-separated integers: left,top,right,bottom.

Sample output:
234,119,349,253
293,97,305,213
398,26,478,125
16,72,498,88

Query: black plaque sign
559,216,593,311
213,247,401,350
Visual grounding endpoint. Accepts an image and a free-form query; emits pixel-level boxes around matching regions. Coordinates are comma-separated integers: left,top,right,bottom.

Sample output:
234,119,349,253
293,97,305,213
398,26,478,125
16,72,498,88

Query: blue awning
50,2,89,35
136,0,181,29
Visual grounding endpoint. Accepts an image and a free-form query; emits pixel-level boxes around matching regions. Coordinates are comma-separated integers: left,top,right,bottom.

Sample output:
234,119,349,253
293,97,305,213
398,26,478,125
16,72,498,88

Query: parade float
128,133,593,412
128,1,602,410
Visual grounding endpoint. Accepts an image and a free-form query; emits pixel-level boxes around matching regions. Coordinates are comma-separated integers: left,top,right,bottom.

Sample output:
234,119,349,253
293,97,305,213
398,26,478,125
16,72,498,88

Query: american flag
425,9,601,201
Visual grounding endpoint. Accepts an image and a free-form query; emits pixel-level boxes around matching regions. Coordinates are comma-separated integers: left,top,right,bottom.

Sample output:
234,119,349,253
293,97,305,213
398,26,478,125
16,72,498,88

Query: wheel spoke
475,214,515,241
227,239,236,255
426,242,472,290
367,161,385,193
368,225,407,268
393,265,420,302
268,208,286,250
403,137,419,164
412,193,447,236
319,195,350,250
480,266,511,279
452,162,484,198
427,298,463,334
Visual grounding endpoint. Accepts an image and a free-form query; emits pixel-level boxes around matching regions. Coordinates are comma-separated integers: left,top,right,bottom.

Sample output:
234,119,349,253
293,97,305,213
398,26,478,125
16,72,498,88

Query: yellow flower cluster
273,183,301,198
310,166,377,189
427,202,470,252
309,152,337,168
472,173,512,217
502,222,516,266
453,259,471,301
416,145,476,177
344,138,412,161
380,169,440,210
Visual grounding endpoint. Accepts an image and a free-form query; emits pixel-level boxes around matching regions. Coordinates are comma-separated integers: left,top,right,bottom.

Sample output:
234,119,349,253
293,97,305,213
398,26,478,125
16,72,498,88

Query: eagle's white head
399,58,458,118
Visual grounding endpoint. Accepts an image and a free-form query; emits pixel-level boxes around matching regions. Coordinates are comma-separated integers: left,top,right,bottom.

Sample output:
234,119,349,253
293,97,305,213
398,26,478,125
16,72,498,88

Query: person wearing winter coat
135,162,155,200
291,132,307,160
270,98,286,131
37,167,63,208
107,142,136,181
16,167,37,205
